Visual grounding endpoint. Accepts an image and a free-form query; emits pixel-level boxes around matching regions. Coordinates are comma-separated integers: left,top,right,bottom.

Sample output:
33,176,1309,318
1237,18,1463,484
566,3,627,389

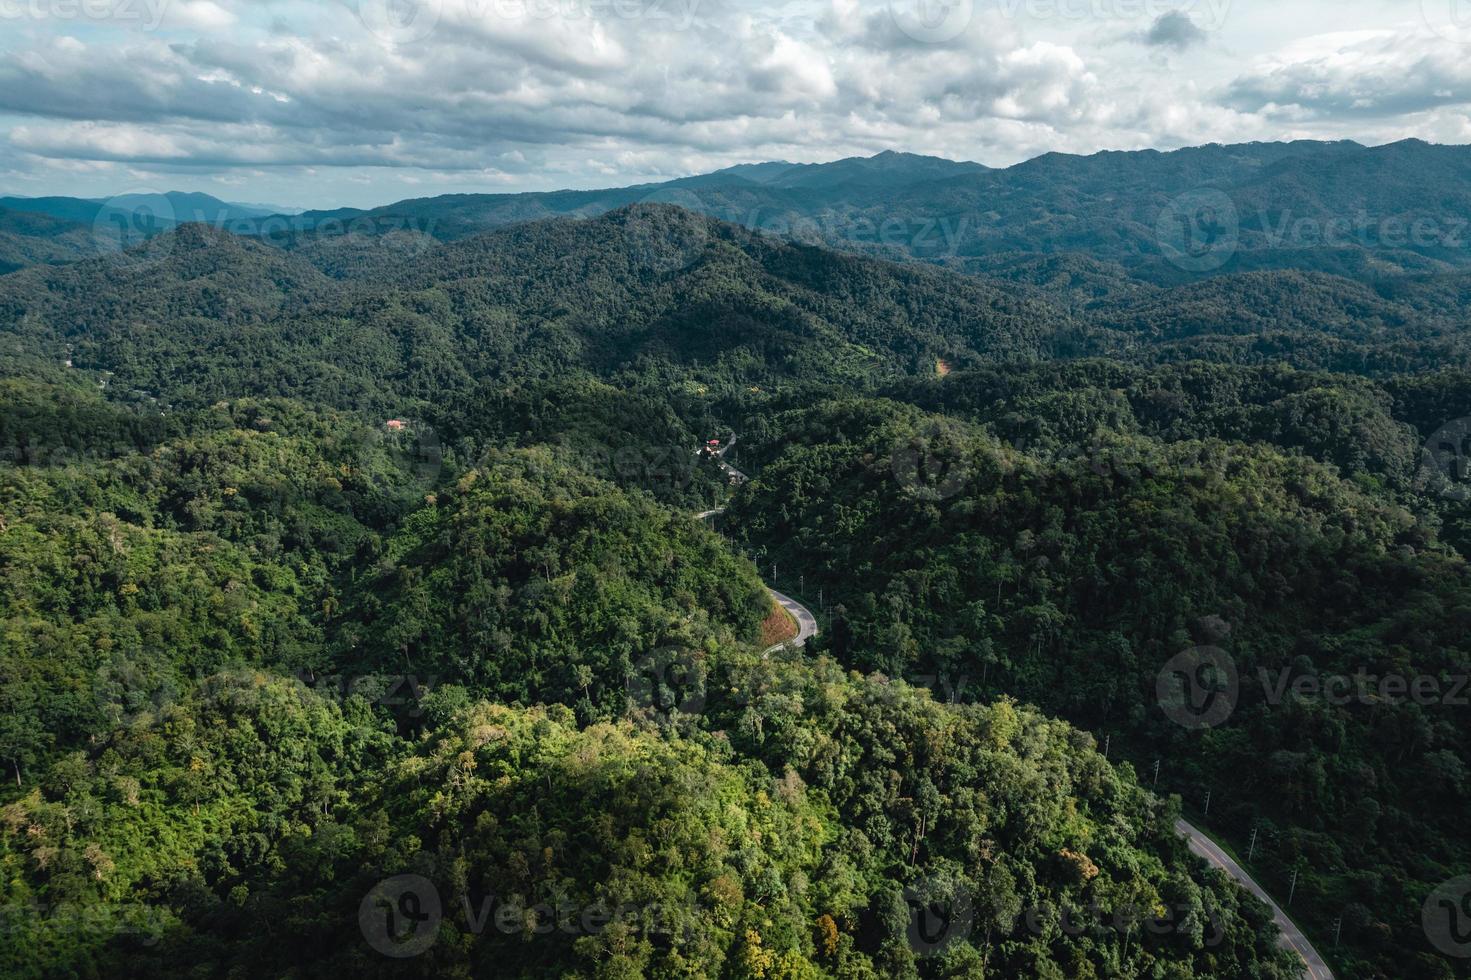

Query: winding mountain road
691,495,815,655
694,438,1322,977
1175,819,1335,979
763,587,818,655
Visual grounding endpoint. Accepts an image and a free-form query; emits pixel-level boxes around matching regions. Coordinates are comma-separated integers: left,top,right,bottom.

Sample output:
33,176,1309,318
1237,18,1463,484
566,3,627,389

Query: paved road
692,500,815,656
763,587,818,655
1175,819,1335,980
694,448,1318,976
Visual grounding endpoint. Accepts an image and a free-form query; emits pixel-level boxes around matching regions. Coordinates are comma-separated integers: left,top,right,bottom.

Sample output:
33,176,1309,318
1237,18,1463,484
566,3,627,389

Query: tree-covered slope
0,667,1301,979
0,206,100,275
0,208,1069,415
0,383,1303,980
334,445,772,716
722,395,1471,978
5,162,1471,977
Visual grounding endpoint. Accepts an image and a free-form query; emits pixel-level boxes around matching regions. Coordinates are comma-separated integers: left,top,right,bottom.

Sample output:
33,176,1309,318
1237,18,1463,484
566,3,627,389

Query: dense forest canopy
2,146,1471,978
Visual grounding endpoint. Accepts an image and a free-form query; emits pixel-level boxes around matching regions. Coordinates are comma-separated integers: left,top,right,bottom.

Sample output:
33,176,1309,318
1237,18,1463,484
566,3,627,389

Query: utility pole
1287,868,1299,907
1203,789,1211,817
799,574,804,595
1152,759,1160,790
1333,916,1342,948
1247,826,1259,862
1102,734,1110,759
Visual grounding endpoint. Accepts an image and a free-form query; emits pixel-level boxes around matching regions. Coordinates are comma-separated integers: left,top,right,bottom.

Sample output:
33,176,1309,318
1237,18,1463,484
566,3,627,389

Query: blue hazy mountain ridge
235,139,1471,285
0,192,281,228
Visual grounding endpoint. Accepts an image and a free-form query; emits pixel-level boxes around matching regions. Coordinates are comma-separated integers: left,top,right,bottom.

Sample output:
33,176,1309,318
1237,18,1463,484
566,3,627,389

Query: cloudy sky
1,0,1469,209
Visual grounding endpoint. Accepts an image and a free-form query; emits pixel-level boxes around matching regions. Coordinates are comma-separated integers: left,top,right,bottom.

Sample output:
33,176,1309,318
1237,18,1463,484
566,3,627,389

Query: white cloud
0,0,1467,207
1224,24,1471,118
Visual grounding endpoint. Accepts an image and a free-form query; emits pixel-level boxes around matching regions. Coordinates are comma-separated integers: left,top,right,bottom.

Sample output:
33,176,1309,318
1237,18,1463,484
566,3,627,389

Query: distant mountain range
0,192,283,242
0,191,295,272
244,139,1471,286
4,140,1471,287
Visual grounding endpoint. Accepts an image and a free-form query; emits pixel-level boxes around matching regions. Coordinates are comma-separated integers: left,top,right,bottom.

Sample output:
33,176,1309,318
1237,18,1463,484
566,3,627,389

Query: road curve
693,457,1319,976
763,587,818,655
1175,819,1335,980
691,503,815,655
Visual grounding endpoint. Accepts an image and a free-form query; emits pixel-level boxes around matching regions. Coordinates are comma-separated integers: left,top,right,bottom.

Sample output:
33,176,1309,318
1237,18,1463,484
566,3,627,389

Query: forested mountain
0,207,99,275
0,209,1064,416
237,140,1471,286
3,148,1471,977
0,380,1302,979
721,391,1471,979
4,141,1470,293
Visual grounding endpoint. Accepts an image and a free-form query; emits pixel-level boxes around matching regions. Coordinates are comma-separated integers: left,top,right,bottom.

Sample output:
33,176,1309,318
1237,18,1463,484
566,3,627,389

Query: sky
0,0,1469,209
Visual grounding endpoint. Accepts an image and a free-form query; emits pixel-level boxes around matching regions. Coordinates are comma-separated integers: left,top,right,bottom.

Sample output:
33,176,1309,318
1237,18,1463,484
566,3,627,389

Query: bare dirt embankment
759,600,799,648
